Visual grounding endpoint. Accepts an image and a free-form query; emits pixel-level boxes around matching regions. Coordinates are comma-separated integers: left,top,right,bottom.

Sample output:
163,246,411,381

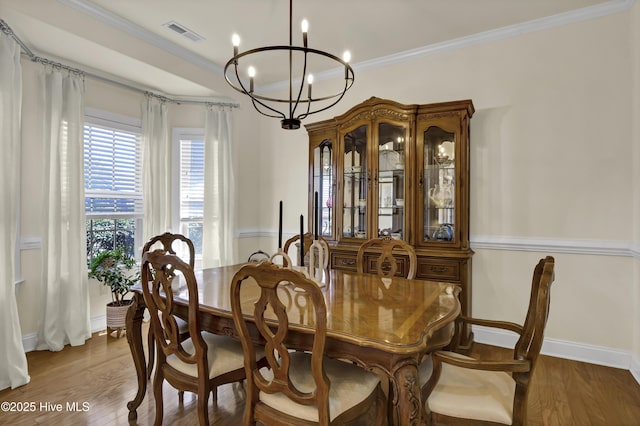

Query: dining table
125,263,461,425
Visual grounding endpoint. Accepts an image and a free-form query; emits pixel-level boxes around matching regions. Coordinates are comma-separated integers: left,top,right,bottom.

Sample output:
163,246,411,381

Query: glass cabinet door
376,122,407,239
423,126,456,243
342,125,367,239
312,139,333,238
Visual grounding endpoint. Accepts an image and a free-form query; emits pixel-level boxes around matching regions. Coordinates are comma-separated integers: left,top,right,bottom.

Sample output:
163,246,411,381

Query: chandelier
224,0,355,129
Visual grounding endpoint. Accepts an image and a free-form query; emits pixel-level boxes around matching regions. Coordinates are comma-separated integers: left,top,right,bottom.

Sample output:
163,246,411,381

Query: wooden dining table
125,263,460,425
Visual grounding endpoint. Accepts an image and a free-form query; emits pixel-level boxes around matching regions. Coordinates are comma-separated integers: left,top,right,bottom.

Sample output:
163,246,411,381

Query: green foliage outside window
86,218,136,260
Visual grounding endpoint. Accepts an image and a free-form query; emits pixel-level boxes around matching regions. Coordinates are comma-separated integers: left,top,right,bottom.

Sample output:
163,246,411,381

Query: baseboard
22,315,107,353
91,315,107,334
21,333,38,353
631,354,640,384
21,318,640,386
473,325,639,384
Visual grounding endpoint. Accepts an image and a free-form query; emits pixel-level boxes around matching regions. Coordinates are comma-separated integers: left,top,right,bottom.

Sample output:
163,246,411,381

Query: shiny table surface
127,263,460,425
170,264,459,352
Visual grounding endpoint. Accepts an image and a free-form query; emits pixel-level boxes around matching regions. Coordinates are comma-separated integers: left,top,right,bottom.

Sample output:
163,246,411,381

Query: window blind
84,124,142,217
179,139,204,221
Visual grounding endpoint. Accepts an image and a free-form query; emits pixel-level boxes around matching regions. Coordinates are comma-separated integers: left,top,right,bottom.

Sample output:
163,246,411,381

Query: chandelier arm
225,47,352,105
224,43,355,128
229,62,286,119
297,93,312,121
296,54,312,121
289,47,309,122
230,62,252,97
251,98,287,120
248,91,288,119
298,69,353,120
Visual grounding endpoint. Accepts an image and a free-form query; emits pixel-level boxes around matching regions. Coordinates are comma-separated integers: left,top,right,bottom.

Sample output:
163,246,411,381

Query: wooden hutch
306,97,474,346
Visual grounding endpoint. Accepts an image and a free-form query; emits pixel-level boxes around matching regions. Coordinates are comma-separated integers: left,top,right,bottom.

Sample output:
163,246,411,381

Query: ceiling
0,0,626,100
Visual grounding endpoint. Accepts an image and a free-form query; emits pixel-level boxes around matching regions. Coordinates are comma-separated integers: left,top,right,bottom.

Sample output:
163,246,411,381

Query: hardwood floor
1,328,639,425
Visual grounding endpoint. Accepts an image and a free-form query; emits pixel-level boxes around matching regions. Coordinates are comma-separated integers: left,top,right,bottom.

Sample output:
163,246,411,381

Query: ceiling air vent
162,21,204,42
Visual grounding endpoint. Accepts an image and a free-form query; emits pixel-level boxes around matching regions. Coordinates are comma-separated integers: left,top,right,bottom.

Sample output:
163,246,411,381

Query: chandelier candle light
224,0,355,129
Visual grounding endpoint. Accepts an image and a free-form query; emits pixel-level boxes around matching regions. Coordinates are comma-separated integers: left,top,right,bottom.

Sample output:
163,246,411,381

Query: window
172,128,204,257
84,109,142,260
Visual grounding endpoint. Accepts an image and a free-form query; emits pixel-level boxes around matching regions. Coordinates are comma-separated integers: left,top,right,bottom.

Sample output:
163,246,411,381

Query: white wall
255,7,640,371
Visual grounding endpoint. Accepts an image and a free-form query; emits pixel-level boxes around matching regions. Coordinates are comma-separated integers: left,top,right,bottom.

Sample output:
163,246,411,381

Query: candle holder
307,238,329,282
270,248,293,268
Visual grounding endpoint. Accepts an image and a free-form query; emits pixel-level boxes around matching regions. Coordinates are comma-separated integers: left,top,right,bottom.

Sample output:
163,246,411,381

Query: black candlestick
299,214,304,267
278,200,283,249
314,191,318,240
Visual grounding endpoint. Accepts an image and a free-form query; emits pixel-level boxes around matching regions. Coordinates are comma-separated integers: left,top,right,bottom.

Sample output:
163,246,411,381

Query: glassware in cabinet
376,122,407,240
312,139,334,238
423,126,456,243
342,125,367,239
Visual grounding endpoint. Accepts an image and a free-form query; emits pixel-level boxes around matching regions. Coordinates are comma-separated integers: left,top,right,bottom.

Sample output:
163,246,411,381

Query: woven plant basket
106,300,133,330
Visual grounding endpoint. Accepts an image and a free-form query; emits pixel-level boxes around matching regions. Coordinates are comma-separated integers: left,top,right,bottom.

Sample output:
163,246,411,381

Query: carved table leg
125,292,147,420
390,361,422,425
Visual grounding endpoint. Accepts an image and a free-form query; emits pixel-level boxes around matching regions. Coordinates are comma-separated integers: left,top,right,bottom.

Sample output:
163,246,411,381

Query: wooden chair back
141,250,205,370
230,261,331,424
142,232,195,379
142,232,195,267
514,256,556,374
356,236,417,279
247,249,270,263
283,232,329,268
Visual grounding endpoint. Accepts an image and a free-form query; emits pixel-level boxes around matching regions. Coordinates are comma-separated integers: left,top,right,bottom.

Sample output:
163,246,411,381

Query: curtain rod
0,19,239,108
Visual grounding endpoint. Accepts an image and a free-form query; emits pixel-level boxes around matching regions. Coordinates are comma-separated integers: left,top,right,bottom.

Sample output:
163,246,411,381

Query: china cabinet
306,97,474,346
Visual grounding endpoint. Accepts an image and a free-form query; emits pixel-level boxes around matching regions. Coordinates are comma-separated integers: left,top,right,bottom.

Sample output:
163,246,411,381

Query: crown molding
57,0,223,74
262,0,636,92
60,0,635,93
354,0,635,73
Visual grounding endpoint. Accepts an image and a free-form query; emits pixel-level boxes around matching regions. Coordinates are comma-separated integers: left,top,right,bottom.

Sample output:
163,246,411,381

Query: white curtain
0,32,30,390
142,96,171,242
202,107,237,268
37,69,91,351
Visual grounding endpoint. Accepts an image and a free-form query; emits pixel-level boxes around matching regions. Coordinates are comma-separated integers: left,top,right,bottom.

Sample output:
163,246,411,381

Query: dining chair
142,232,195,381
356,235,417,279
141,250,251,426
247,249,270,263
420,256,556,426
230,261,387,425
283,232,329,269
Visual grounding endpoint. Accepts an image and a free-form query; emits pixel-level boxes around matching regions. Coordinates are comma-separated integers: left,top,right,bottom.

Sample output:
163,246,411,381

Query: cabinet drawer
331,253,357,271
364,255,408,277
417,259,460,282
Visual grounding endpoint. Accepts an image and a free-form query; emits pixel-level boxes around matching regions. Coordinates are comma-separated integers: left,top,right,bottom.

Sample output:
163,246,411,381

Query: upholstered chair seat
166,332,262,380
259,352,381,422
420,352,516,425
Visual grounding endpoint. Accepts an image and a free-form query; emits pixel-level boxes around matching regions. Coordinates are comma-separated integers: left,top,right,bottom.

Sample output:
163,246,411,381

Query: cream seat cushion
259,352,380,422
420,351,516,425
157,312,189,334
174,316,189,333
166,332,260,379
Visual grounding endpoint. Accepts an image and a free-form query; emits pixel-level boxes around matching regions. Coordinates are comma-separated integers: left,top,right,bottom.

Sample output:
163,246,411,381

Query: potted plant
88,247,140,337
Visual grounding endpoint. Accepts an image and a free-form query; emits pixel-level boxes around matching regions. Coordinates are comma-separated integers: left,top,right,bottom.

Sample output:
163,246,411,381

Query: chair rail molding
471,235,638,258
20,236,42,250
